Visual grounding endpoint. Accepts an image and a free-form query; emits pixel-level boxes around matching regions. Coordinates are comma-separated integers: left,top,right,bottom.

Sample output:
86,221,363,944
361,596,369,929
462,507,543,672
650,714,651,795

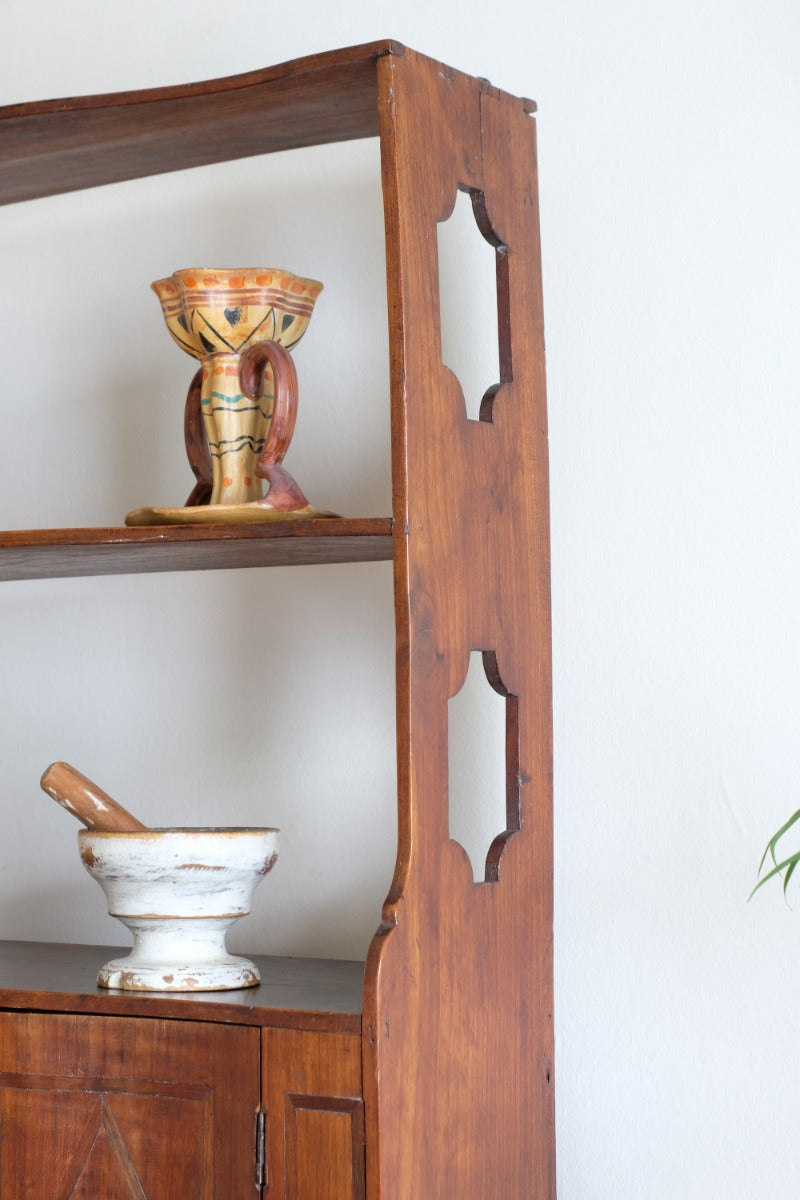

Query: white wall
2,1,799,1196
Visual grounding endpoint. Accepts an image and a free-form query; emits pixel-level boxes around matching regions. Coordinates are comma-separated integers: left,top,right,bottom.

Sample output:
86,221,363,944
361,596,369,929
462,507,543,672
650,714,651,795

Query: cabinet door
263,1027,364,1200
0,1011,260,1198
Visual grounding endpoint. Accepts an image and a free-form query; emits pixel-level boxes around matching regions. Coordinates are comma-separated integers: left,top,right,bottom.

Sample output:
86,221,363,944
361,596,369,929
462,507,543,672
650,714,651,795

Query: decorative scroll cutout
448,650,521,883
436,186,508,422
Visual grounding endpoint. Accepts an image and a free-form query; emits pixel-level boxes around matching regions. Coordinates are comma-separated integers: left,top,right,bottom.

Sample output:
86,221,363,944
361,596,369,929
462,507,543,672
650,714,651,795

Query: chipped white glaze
79,827,279,991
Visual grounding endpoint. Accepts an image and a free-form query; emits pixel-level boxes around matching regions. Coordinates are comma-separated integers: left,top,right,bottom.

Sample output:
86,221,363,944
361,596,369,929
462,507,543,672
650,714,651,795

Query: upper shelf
0,40,404,205
0,518,393,581
0,43,401,577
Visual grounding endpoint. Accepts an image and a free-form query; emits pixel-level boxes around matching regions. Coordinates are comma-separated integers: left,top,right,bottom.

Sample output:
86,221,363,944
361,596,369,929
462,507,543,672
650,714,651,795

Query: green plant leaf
749,851,800,901
757,807,800,876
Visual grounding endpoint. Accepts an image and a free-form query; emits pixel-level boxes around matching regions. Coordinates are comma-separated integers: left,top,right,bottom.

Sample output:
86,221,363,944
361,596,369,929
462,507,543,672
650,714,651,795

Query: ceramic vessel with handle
126,267,331,525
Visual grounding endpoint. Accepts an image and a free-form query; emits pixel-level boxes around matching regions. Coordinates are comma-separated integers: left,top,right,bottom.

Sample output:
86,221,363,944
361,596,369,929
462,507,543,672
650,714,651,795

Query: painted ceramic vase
126,268,327,525
79,827,279,991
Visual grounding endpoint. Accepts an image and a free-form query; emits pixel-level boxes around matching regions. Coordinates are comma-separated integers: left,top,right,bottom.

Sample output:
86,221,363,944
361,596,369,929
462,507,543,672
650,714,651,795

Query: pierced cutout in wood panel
437,187,508,422
448,650,520,883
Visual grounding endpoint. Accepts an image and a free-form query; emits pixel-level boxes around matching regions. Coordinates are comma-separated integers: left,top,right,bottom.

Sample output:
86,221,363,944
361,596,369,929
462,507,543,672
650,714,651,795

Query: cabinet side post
364,48,555,1199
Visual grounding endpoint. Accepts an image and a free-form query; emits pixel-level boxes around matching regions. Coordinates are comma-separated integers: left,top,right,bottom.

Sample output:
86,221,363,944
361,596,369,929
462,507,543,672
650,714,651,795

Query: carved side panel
263,1027,364,1200
366,48,554,1199
0,1012,259,1199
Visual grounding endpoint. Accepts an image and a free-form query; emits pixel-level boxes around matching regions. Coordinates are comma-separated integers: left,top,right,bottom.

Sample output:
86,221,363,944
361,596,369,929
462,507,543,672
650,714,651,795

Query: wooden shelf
0,40,405,206
0,517,393,580
0,941,363,1034
0,40,553,1194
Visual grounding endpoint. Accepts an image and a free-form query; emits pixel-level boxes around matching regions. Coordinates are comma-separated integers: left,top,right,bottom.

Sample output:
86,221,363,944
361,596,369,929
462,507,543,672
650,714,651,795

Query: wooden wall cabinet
0,945,364,1198
0,41,554,1198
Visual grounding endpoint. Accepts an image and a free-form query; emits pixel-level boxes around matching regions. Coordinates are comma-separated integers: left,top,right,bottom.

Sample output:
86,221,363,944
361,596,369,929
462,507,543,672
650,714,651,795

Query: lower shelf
0,940,364,1033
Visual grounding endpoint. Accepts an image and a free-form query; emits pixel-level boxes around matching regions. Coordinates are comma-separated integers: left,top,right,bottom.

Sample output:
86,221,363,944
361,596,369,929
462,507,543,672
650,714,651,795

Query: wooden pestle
40,762,148,833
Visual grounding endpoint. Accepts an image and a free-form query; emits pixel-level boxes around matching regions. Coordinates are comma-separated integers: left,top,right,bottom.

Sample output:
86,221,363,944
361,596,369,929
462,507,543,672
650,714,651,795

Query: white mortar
79,827,279,991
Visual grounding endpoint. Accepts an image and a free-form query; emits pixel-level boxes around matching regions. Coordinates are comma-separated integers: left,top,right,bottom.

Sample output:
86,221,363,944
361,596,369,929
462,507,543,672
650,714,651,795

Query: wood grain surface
0,518,392,580
0,941,363,1034
263,1027,365,1199
0,1010,260,1197
363,46,555,1198
0,42,405,205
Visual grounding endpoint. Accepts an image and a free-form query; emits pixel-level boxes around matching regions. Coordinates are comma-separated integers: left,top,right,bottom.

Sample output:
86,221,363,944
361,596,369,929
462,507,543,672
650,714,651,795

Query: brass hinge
255,1108,266,1190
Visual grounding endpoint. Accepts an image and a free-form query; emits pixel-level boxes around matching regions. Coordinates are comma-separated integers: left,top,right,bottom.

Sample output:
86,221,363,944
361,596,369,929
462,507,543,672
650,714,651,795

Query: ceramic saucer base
125,501,337,526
